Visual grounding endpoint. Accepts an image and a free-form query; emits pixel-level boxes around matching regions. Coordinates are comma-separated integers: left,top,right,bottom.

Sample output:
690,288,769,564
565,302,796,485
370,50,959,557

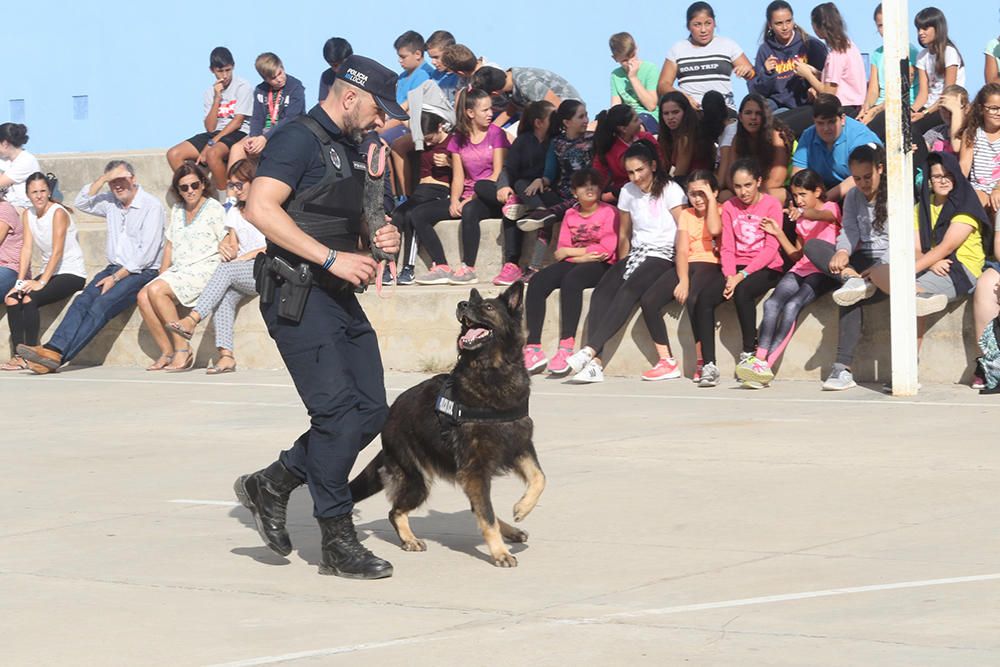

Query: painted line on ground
169,499,240,507
204,636,445,666
191,400,302,408
558,572,1000,624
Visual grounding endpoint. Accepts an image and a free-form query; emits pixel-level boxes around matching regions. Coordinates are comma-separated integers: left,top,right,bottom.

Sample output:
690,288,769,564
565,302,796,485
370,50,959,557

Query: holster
254,254,312,323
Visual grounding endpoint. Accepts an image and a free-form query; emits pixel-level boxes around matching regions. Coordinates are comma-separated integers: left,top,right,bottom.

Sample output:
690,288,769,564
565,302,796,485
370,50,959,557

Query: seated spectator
657,92,701,178
522,169,619,374
4,173,86,370
800,145,887,391
857,3,920,130
922,84,967,154
592,104,656,200
564,140,687,383
959,83,1000,220
735,168,840,387
750,1,828,113
317,37,353,101
166,47,253,191
137,162,226,372
0,196,23,303
471,65,582,128
657,1,754,111
425,30,460,101
411,89,508,285
987,34,1000,86
691,159,785,387
911,8,966,140
495,101,557,221
791,93,882,201
639,172,723,382
440,43,497,80
383,31,437,196
167,160,263,375
608,32,660,133
0,123,40,212
227,53,305,170
717,93,794,201
15,161,165,375
973,214,1000,389
794,4,866,114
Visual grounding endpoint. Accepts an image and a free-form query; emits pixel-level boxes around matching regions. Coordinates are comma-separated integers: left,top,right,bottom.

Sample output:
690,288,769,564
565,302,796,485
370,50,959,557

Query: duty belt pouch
254,254,276,305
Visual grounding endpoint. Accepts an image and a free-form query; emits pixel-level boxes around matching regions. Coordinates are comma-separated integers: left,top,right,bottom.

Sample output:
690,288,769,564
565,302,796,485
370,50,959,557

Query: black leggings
512,178,562,211
524,260,609,344
391,183,449,266
756,271,837,359
409,197,454,266
407,180,511,267
693,266,783,363
584,256,674,355
639,261,721,351
6,273,86,347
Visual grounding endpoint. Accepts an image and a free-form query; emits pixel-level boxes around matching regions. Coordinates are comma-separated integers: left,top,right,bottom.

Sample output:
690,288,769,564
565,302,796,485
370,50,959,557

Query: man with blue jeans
17,161,165,374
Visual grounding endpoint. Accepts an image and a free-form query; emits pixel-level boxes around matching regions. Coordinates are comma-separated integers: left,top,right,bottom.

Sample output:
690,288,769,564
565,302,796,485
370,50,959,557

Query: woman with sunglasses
137,161,226,371
167,160,264,374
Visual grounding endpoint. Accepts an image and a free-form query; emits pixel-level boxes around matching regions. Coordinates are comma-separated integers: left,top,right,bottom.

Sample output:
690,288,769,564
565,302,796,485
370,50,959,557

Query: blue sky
2,1,997,154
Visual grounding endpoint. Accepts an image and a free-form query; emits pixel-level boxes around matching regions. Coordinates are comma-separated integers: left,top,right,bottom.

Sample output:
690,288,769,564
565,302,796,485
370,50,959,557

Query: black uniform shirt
256,105,346,198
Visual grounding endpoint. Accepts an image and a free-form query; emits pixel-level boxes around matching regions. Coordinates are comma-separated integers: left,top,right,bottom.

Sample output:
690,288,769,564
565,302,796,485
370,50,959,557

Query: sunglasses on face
178,182,203,193
227,181,245,191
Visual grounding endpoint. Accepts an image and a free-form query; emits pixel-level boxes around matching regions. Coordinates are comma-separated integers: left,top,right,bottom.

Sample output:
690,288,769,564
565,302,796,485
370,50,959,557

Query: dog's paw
513,502,533,523
493,552,518,568
400,538,427,552
501,525,529,543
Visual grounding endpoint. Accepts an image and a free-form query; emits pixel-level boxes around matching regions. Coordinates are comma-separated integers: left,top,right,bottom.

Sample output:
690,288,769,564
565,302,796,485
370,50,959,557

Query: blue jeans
0,266,16,297
47,265,158,363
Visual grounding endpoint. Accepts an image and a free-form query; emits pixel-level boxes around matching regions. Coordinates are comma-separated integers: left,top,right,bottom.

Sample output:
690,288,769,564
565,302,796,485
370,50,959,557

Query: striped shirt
969,127,1000,194
667,36,745,109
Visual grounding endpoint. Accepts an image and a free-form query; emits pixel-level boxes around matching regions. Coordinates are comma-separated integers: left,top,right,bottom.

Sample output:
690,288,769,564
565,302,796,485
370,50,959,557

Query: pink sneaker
502,195,527,220
523,345,547,372
546,338,575,375
492,262,523,286
642,357,682,381
691,360,704,383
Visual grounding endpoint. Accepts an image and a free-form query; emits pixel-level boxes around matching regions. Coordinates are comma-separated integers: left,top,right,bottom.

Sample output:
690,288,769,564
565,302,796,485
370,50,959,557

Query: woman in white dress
137,161,226,371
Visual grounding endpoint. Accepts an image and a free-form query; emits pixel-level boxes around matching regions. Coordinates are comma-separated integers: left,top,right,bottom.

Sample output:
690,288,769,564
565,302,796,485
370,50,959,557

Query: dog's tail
349,451,385,503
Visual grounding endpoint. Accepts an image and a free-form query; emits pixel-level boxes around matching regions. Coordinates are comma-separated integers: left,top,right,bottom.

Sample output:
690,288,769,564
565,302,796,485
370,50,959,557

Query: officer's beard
343,106,368,145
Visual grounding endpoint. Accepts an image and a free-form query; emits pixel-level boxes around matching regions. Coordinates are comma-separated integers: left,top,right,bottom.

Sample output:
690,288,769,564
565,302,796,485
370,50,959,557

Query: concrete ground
3,366,1000,666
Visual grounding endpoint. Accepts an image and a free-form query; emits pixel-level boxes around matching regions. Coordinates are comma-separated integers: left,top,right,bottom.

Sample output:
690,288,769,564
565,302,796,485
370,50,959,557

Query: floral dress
154,198,226,306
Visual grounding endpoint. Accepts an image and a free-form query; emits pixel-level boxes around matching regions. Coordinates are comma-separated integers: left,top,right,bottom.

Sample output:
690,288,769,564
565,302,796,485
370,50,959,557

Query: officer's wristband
321,249,337,271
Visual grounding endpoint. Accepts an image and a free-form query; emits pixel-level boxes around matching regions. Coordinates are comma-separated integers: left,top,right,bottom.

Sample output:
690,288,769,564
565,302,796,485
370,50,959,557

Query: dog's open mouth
458,317,494,351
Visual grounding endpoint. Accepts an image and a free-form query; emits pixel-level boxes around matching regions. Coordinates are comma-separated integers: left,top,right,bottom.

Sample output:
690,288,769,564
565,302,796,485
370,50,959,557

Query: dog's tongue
461,327,488,343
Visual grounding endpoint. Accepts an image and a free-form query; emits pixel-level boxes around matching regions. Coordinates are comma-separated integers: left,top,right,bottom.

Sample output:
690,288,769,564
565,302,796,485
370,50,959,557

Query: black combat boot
234,460,303,556
317,513,394,579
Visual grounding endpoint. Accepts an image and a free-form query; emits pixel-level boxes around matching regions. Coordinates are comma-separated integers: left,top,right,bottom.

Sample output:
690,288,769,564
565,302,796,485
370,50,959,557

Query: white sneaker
698,362,720,387
571,359,604,383
822,366,856,391
915,293,948,316
565,348,594,374
833,277,877,307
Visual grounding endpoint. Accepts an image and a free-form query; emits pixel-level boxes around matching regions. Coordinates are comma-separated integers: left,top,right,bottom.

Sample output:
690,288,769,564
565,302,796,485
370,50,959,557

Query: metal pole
883,0,918,396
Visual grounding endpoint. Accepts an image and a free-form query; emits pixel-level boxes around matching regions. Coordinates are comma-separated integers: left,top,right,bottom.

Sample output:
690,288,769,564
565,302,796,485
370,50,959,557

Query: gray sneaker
822,366,856,391
915,293,948,316
698,362,720,387
448,264,479,285
414,263,454,285
832,277,878,306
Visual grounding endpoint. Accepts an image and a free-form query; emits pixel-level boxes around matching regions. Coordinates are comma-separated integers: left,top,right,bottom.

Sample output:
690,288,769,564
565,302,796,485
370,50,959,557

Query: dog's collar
435,375,529,423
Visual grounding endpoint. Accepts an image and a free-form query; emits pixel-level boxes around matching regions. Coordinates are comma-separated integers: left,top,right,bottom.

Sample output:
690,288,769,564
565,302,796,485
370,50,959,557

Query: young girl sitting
591,104,656,200
692,159,784,387
638,171,722,381
657,92,702,180
717,93,794,202
522,169,619,374
959,83,1000,220
413,88,509,285
735,168,840,387
564,140,687,383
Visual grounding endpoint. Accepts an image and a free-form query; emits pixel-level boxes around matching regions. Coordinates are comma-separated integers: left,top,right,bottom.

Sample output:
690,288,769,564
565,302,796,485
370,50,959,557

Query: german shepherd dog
349,283,545,567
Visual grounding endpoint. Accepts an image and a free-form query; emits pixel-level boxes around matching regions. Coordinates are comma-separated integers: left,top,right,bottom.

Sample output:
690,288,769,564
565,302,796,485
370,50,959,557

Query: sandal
146,354,174,371
206,352,237,375
0,356,28,371
165,348,195,373
167,315,198,340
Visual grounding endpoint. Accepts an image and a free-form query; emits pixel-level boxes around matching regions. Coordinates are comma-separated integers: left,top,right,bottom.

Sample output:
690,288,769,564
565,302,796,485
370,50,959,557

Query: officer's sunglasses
178,182,203,193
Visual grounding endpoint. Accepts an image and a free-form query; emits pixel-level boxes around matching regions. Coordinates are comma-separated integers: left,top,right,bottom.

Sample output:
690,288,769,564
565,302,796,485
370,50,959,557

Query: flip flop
0,357,28,371
206,353,236,375
165,349,195,373
146,354,174,371
167,316,197,340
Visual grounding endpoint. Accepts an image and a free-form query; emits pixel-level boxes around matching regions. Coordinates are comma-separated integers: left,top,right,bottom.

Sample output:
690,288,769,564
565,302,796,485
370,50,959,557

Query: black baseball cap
336,55,409,121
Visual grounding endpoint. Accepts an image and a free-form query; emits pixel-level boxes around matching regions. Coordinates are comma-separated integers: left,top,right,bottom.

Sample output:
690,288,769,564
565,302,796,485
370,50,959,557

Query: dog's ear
469,288,483,304
499,281,524,317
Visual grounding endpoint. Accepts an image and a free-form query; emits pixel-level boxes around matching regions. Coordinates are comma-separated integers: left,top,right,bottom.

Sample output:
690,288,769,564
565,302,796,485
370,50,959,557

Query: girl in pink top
591,104,657,199
737,169,841,387
794,4,867,110
692,159,784,387
523,168,619,374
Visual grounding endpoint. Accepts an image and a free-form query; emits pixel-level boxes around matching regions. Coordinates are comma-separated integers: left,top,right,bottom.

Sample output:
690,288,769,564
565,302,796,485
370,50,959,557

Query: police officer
234,55,405,580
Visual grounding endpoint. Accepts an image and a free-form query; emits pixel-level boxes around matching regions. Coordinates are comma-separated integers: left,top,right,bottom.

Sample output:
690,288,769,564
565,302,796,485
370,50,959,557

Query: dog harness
435,375,529,425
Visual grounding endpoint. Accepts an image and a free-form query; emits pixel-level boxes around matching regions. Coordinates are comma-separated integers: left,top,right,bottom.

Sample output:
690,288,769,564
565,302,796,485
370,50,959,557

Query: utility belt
254,252,355,324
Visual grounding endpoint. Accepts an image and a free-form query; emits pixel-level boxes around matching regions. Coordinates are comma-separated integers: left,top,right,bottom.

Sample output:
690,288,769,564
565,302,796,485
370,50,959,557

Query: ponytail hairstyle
657,92,699,174
593,104,636,170
623,138,671,199
453,87,491,146
789,168,826,197
914,7,963,77
848,144,888,233
694,90,728,168
548,99,585,139
762,0,810,45
518,100,554,136
686,2,716,29
961,82,1000,148
810,3,850,53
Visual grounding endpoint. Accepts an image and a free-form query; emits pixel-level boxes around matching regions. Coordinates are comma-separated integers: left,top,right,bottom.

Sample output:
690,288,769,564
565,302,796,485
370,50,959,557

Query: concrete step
1,281,978,385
